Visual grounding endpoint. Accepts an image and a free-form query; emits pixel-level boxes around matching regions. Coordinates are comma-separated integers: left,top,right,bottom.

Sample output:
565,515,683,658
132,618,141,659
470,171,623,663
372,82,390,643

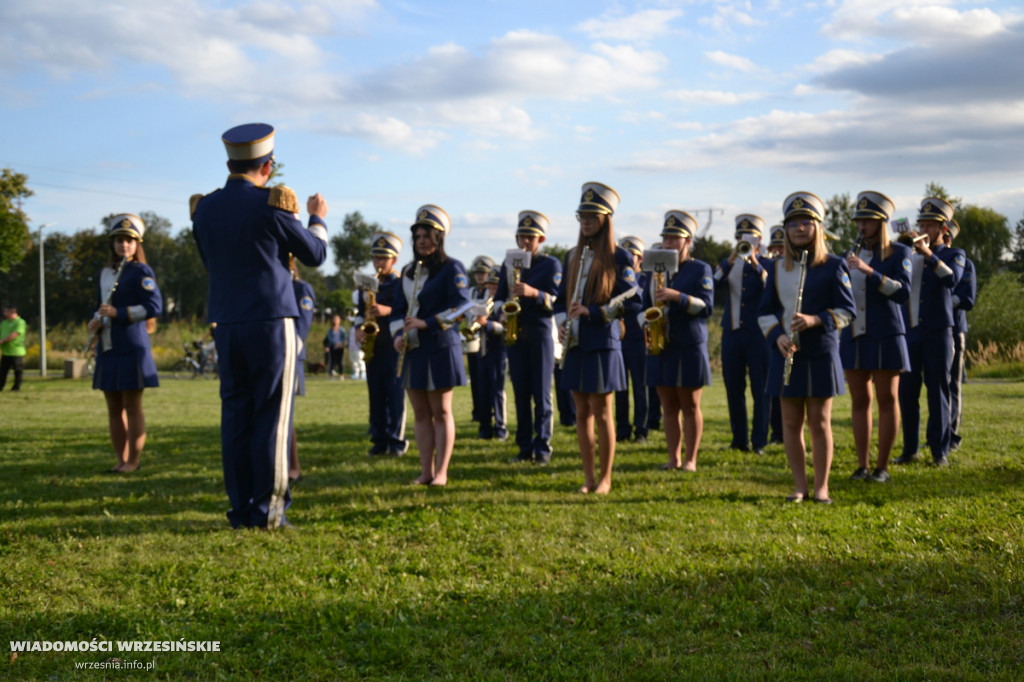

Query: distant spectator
324,314,346,379
0,304,27,392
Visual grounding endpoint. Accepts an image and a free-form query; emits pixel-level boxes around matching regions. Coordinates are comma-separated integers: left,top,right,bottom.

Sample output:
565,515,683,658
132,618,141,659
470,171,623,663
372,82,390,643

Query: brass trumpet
461,299,494,341
503,262,522,345
897,232,929,247
643,270,666,356
734,240,754,262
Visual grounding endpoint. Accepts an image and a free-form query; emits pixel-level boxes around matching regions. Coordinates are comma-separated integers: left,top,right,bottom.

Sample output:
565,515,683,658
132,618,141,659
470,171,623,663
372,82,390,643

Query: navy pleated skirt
402,344,466,391
647,343,712,389
839,333,910,372
93,349,159,392
766,349,844,398
561,347,626,394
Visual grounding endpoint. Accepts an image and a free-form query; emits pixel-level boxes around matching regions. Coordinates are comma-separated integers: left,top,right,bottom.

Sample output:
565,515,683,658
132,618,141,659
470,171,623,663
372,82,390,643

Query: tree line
2,167,1023,329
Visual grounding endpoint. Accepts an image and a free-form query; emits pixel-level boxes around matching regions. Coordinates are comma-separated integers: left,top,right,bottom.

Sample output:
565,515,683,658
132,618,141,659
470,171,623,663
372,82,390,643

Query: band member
89,214,162,474
355,232,409,457
758,192,855,503
289,259,315,482
897,197,965,467
494,211,562,464
615,236,651,444
714,214,769,454
391,205,470,486
840,192,912,484
478,266,508,441
555,182,640,494
764,226,786,445
192,122,329,529
645,211,714,471
946,220,975,452
466,255,495,434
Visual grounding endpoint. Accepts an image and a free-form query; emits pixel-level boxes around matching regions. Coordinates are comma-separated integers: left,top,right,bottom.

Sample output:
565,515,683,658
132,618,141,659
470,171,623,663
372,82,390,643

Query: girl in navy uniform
763,226,786,446
392,205,471,486
758,192,855,503
840,191,912,484
555,182,641,494
88,214,162,474
645,211,714,471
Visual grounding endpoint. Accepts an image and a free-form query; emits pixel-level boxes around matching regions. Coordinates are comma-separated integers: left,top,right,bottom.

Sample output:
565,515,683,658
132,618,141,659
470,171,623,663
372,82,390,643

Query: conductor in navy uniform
191,123,329,529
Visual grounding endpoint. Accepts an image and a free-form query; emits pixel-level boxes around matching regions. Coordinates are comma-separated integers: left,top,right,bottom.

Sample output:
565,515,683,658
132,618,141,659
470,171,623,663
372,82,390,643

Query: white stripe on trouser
268,318,296,529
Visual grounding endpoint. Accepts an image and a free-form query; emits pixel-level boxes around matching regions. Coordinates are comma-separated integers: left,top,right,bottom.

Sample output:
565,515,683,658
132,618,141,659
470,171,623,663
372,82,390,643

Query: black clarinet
84,256,129,355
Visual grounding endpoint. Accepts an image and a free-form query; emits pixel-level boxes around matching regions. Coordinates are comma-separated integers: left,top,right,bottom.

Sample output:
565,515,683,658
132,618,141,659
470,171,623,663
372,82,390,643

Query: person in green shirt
1,304,27,391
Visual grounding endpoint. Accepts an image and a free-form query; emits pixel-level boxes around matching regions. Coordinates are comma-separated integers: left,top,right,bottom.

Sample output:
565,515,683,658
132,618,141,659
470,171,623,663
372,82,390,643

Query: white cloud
704,50,761,73
803,49,884,74
698,2,758,33
575,8,684,42
823,1,1009,44
665,89,767,105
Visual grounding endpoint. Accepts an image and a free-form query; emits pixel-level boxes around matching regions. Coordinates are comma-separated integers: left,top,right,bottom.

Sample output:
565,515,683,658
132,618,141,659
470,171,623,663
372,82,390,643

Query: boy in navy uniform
714,215,769,454
615,236,650,444
191,123,329,530
946,220,975,451
763,226,785,445
354,232,409,456
466,255,495,434
494,211,562,465
478,266,508,440
897,197,965,467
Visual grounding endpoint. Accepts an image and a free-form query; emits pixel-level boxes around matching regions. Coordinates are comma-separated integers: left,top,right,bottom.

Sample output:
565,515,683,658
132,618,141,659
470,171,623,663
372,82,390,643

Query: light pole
37,223,54,377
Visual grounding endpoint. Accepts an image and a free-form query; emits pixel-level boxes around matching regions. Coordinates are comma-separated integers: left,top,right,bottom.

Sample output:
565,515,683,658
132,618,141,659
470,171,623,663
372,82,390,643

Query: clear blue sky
3,0,1022,273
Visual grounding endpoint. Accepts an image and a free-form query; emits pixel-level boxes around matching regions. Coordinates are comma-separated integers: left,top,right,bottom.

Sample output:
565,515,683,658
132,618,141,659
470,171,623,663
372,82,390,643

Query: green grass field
2,374,1023,680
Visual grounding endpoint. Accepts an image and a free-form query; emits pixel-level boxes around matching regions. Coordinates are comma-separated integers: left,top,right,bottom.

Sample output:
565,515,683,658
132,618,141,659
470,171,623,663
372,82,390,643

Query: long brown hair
107,237,147,268
864,218,893,261
565,214,616,305
783,220,827,270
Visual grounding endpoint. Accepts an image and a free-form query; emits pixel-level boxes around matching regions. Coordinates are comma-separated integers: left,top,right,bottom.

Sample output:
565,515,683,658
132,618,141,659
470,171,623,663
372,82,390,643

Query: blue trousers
615,341,649,439
367,342,407,451
721,327,769,450
508,334,554,458
479,349,508,438
216,319,294,528
900,328,953,460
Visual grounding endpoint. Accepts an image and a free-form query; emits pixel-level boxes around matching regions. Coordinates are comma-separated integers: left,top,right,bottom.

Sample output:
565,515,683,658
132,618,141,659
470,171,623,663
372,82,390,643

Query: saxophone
359,268,382,362
558,245,590,368
783,250,809,387
643,270,666,355
502,263,522,345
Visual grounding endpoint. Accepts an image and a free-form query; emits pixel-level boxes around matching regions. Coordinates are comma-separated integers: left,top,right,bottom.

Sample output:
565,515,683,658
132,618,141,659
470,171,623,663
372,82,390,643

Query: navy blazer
554,246,641,352
97,261,162,355
192,177,328,324
643,258,713,348
493,252,562,342
759,254,855,358
714,257,767,332
903,244,965,333
843,241,912,342
390,258,471,354
952,256,976,334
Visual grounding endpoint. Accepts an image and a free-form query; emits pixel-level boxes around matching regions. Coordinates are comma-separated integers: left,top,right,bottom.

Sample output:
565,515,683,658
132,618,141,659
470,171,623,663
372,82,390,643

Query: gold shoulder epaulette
189,193,204,219
268,185,300,213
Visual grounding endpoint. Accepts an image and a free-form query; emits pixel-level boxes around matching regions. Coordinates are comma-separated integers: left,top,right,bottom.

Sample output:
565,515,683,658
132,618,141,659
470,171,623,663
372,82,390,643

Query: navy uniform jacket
843,242,912,341
759,255,855,359
554,246,641,352
96,261,163,355
903,244,965,335
714,257,766,332
642,259,714,348
191,177,328,322
952,256,976,334
493,253,562,343
623,271,649,349
354,271,400,353
390,258,471,353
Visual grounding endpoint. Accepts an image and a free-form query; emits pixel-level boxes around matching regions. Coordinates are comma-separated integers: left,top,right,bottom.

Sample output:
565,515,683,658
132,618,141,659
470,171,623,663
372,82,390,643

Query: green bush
967,270,1024,349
